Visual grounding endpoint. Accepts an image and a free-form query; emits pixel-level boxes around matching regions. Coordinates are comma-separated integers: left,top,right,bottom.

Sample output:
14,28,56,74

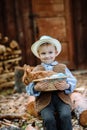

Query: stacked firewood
0,33,22,90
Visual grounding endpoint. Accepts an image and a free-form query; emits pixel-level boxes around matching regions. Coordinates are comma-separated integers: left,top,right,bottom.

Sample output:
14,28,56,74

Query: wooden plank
14,0,26,65
72,0,87,69
36,17,66,41
64,0,76,68
0,72,14,79
17,0,35,65
32,0,64,4
0,1,4,34
32,0,64,17
0,81,15,89
56,42,69,64
3,0,17,39
3,57,22,64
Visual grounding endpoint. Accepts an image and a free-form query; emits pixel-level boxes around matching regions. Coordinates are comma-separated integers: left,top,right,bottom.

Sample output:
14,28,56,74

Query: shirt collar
41,61,58,66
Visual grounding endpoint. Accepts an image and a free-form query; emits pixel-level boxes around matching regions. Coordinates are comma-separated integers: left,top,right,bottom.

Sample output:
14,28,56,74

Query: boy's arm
26,82,40,96
64,68,77,94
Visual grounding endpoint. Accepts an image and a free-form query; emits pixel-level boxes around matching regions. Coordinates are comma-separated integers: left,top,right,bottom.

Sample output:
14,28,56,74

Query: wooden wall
71,0,87,69
0,0,35,66
0,0,87,69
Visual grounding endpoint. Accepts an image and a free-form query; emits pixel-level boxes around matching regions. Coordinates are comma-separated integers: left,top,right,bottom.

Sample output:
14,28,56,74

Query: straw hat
31,36,62,58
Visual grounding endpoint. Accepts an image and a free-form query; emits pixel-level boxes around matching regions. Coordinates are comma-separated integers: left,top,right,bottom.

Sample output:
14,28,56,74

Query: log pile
0,33,22,90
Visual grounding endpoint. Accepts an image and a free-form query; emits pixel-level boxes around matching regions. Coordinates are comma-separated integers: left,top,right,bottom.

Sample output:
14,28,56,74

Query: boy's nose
45,54,49,58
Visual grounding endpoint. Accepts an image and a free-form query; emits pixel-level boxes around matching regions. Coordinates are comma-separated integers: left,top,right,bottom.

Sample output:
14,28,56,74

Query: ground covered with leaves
0,70,87,130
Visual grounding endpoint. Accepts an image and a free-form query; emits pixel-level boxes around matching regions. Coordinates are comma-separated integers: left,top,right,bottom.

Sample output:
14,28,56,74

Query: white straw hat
31,35,62,58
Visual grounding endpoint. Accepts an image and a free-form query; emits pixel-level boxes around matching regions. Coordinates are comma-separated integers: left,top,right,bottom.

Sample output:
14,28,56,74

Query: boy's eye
41,52,46,55
49,51,53,54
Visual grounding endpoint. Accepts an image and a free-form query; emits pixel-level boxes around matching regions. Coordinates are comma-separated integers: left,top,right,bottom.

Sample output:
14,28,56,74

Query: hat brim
31,38,62,58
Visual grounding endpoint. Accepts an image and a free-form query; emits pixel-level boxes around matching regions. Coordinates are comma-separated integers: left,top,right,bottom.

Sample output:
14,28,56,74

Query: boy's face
38,43,58,64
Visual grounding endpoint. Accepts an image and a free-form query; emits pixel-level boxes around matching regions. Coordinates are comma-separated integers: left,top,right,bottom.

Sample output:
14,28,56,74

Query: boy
26,36,77,130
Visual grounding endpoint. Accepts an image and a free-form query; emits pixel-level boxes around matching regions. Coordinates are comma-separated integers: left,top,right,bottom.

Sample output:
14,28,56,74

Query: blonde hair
37,42,57,53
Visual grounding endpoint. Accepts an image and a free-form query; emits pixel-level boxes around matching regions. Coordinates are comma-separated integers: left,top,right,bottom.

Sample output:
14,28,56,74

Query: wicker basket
34,77,69,91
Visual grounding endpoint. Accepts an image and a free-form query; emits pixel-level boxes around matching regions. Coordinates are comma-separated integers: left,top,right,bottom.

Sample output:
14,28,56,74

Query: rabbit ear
26,69,29,74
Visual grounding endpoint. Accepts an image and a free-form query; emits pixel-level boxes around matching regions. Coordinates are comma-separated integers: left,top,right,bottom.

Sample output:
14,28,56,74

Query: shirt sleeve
26,82,40,96
64,68,77,94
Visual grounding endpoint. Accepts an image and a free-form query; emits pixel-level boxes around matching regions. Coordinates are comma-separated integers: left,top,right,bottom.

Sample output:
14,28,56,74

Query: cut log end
79,110,87,127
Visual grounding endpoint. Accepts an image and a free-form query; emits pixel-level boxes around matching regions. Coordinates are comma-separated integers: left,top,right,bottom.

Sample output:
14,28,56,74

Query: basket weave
34,79,69,91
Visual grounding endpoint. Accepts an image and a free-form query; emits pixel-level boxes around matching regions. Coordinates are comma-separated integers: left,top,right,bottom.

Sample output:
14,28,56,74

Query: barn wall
71,0,87,69
0,0,87,69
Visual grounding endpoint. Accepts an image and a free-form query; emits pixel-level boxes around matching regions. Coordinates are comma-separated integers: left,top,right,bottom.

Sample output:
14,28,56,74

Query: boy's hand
34,81,48,91
54,80,69,90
